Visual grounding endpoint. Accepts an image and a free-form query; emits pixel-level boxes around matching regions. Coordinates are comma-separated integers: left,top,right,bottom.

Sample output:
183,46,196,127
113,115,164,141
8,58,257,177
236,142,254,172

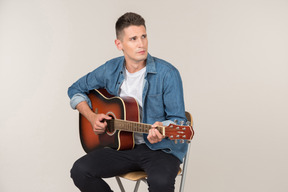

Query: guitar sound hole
106,115,115,134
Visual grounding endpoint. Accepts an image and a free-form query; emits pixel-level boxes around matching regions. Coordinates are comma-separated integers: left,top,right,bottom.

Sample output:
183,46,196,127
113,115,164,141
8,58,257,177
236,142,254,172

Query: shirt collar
120,53,157,74
146,53,157,74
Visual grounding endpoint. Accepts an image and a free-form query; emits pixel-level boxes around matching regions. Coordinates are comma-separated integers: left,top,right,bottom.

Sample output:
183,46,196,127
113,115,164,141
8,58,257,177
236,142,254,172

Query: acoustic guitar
79,89,194,153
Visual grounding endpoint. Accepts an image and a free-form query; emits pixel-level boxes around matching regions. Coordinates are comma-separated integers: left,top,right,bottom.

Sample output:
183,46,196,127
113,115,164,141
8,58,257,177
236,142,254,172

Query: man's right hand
88,113,112,134
76,101,111,134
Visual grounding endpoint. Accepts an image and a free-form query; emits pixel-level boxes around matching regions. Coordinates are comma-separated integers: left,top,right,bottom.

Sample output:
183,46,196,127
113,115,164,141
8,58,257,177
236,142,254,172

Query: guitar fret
113,119,146,133
107,119,165,135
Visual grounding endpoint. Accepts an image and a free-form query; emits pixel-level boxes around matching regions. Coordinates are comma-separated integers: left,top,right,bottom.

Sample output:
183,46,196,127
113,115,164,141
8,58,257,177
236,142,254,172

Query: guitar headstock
164,124,194,143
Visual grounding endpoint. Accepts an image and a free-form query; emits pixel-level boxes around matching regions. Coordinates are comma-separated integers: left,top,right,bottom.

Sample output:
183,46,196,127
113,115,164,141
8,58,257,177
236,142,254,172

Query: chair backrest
179,111,193,192
185,111,193,126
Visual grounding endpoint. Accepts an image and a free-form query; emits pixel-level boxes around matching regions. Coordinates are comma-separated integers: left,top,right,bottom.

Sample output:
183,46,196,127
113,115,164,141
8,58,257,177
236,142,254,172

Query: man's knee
70,161,83,185
70,158,97,188
71,159,87,178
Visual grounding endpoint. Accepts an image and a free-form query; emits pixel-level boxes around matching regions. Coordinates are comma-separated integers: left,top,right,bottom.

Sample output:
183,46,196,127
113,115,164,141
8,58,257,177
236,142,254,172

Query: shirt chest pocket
145,94,165,119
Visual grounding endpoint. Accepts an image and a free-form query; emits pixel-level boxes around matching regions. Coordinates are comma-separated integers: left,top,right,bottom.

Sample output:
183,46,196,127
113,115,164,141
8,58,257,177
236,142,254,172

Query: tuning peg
180,139,185,144
174,119,178,124
180,121,184,125
174,140,178,144
186,141,191,144
186,121,191,126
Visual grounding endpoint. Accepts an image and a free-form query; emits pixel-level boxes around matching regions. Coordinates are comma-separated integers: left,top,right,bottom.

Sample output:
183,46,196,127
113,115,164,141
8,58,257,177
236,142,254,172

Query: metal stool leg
133,179,147,192
115,176,125,192
133,180,141,192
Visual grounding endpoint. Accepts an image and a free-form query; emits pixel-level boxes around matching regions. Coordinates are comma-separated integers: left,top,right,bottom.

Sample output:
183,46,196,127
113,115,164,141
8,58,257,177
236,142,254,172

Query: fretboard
106,119,164,135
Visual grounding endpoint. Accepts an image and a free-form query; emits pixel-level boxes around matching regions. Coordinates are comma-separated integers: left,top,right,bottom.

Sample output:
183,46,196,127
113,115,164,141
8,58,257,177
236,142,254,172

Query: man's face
115,25,148,65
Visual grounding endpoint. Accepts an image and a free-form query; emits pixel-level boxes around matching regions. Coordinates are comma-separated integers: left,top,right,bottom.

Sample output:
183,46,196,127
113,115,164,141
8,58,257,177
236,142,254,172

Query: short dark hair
115,12,146,39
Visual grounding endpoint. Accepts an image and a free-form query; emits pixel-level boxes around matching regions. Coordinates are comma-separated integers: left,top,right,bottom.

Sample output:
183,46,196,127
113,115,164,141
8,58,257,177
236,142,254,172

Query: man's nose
138,39,144,47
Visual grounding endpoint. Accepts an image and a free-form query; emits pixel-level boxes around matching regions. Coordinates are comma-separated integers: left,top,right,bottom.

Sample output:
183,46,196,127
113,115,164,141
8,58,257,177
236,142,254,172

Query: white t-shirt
119,67,146,144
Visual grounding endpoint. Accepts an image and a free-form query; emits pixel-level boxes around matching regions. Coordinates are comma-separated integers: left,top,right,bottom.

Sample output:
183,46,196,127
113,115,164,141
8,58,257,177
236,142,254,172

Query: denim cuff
162,120,174,127
70,93,91,109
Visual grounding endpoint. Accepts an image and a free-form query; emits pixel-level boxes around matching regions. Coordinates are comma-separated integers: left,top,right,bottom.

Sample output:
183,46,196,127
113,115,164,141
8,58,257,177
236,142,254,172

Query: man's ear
115,39,123,50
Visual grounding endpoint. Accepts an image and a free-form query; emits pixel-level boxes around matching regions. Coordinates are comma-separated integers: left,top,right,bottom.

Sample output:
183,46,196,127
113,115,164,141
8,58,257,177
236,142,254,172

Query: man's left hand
147,121,164,144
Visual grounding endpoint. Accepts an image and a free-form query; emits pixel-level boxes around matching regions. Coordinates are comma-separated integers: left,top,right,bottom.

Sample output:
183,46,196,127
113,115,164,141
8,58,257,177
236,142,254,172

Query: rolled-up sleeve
70,93,92,109
67,64,106,110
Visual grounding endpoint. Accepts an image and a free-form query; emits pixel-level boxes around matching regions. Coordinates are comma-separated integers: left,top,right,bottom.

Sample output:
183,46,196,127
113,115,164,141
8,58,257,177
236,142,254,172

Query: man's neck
125,60,146,73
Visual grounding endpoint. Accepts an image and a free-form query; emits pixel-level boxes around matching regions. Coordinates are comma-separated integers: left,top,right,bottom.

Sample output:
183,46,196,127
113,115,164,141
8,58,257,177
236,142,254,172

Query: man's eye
131,37,136,41
142,35,147,39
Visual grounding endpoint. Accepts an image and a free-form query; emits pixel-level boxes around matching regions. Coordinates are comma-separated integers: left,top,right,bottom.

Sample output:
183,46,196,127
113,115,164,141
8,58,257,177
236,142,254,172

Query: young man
68,12,188,192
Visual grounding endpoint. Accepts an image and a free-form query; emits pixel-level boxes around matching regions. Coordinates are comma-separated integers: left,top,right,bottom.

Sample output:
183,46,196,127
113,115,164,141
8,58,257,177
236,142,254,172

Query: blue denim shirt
68,54,188,162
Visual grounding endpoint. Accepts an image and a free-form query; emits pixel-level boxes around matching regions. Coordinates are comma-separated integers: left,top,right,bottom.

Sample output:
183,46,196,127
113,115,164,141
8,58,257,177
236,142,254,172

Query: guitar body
79,89,140,153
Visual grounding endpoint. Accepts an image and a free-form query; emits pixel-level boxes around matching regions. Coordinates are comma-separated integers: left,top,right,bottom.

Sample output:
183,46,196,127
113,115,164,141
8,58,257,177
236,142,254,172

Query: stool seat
120,168,182,181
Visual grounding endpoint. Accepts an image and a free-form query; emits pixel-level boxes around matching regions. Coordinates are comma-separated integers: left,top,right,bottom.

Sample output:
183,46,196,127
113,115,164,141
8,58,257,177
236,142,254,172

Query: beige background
1,0,287,191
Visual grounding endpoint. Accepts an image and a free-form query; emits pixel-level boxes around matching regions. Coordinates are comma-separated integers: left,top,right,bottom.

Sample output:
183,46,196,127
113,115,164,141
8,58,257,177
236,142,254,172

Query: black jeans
70,144,181,192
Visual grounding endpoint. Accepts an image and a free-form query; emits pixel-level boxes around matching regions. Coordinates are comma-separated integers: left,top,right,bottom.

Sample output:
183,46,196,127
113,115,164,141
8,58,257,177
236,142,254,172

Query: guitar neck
106,119,164,135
